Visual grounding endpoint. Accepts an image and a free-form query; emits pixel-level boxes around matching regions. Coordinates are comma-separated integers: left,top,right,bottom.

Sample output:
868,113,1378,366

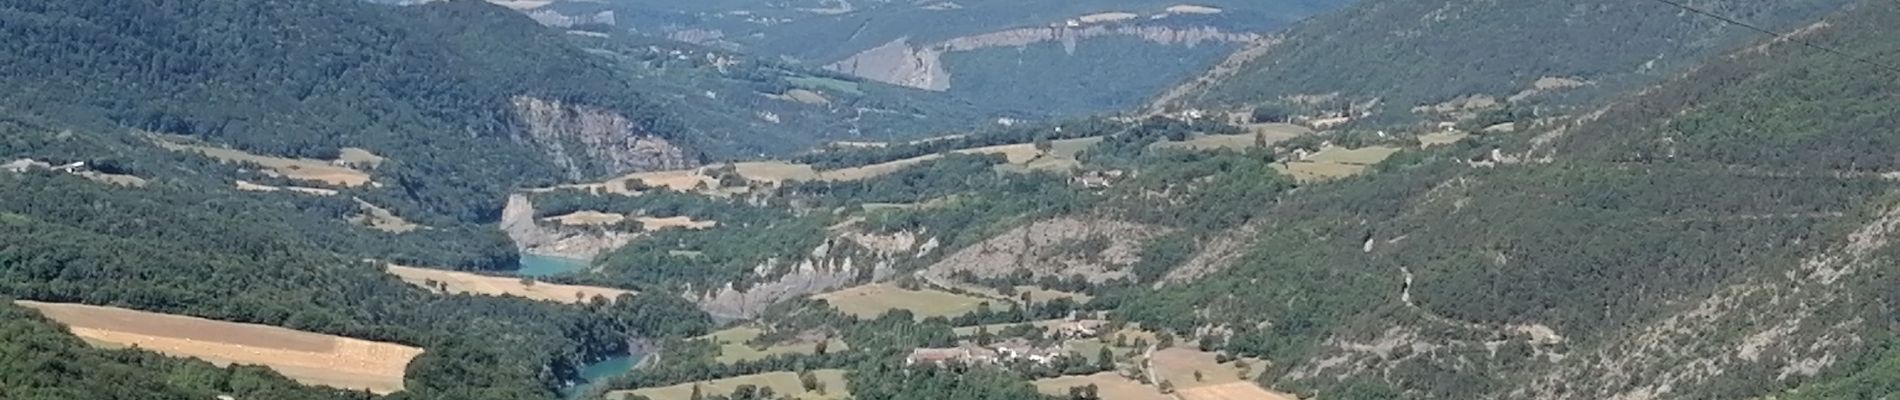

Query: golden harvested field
813,283,1000,319
699,326,849,364
235,180,341,196
1417,131,1470,147
1176,382,1299,400
1151,347,1263,389
386,265,631,304
612,370,849,400
153,137,372,187
1277,145,1401,182
636,216,718,231
545,210,627,226
1034,372,1171,400
17,301,422,394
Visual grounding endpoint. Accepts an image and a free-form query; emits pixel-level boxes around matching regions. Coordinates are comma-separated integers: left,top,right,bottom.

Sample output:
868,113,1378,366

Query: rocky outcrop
692,229,925,319
500,194,637,261
510,96,694,179
921,217,1167,283
827,25,1260,91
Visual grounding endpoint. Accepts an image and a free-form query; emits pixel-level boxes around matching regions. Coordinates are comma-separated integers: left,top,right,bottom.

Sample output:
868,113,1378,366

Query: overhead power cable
1637,0,1900,74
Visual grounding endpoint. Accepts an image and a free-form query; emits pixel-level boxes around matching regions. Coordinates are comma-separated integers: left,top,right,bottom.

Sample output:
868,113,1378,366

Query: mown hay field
151,136,375,187
1034,372,1171,400
1175,382,1299,400
611,370,849,400
18,301,422,394
812,283,1000,319
386,265,631,304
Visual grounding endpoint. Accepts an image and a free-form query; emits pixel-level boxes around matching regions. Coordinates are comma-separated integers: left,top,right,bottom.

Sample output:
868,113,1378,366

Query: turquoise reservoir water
561,353,641,399
516,253,589,277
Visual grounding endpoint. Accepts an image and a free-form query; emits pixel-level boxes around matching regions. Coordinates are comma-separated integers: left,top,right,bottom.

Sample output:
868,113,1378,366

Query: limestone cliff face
510,96,694,179
692,229,930,319
827,25,1260,91
499,194,636,261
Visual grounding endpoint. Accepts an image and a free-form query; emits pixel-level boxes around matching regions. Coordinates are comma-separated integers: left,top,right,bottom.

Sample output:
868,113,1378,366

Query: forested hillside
1164,0,1856,120
0,121,712,399
1118,1,1900,398
0,0,993,223
522,0,1356,116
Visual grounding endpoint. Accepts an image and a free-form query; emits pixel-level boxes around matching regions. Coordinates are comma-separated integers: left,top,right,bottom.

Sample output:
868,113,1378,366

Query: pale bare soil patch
772,89,832,105
1166,5,1224,14
636,216,717,231
386,265,631,304
1175,382,1298,400
234,180,341,196
612,370,849,400
18,301,422,394
77,171,148,187
1035,372,1171,400
1417,131,1470,147
1078,12,1140,24
544,210,627,226
812,283,1000,319
152,136,372,187
335,147,385,169
485,0,552,10
351,198,419,233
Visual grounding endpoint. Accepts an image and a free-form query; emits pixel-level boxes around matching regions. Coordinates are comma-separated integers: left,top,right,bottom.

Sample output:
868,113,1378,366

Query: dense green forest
1175,0,1857,120
0,120,711,399
0,0,997,225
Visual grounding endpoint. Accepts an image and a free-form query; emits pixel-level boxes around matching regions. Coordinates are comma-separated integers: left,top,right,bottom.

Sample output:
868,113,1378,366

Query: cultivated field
1277,145,1401,182
1417,131,1470,147
699,326,849,364
611,370,849,400
17,301,423,394
1034,372,1171,400
1175,382,1299,400
235,180,340,196
1151,347,1264,389
636,216,718,231
352,198,419,233
386,265,632,304
152,136,373,187
546,210,627,226
812,283,999,319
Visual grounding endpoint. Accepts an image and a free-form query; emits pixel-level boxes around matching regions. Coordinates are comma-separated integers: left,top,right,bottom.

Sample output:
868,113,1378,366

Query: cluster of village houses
905,320,1100,366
